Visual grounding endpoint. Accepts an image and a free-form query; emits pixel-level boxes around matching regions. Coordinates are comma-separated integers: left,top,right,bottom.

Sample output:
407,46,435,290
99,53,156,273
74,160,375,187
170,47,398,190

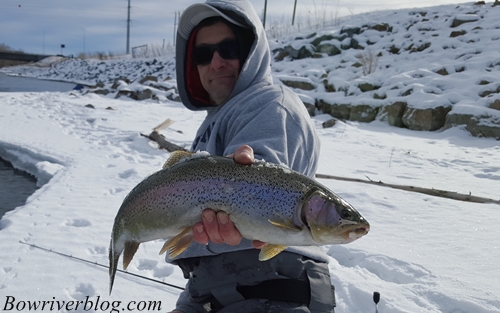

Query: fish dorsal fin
268,219,302,232
259,244,288,261
162,151,195,169
122,241,140,270
159,227,193,259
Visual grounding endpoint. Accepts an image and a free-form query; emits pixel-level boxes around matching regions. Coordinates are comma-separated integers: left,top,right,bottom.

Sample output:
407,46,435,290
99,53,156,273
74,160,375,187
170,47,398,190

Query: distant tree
0,43,13,52
0,43,24,53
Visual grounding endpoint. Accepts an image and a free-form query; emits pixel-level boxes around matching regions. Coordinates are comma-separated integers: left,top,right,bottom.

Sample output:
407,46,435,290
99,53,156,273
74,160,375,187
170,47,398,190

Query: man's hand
192,145,266,249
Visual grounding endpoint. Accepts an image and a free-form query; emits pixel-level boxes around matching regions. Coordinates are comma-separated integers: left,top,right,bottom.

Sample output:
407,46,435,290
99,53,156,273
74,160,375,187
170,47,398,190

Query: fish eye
340,208,352,220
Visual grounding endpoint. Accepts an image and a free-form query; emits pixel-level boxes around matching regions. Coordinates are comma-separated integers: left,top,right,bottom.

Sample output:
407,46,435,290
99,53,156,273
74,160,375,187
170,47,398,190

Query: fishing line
18,241,185,291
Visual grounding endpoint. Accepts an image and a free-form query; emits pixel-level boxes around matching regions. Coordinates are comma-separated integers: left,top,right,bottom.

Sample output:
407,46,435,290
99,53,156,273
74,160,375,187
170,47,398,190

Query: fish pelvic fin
123,241,140,270
159,227,193,259
268,219,302,232
259,244,288,261
162,151,195,169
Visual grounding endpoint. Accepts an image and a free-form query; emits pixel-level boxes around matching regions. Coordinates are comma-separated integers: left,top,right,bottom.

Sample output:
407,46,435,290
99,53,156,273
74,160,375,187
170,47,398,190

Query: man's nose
210,51,226,68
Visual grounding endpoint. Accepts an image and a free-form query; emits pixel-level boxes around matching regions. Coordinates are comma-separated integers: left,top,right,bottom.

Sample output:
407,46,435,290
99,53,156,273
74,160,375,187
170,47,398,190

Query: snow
1,2,500,313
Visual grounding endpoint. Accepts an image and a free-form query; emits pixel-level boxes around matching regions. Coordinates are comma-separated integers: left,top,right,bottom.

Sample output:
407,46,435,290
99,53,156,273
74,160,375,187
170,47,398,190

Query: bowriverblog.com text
3,296,163,312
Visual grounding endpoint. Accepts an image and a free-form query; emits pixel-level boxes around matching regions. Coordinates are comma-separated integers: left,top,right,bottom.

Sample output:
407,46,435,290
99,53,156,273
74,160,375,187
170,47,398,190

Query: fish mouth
345,224,370,240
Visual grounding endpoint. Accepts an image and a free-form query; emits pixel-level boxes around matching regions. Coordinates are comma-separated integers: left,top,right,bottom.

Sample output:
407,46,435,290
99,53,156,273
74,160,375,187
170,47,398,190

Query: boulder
330,103,352,120
451,16,479,28
139,75,158,84
378,102,407,127
322,119,337,128
350,105,379,122
402,106,452,131
445,113,500,140
280,79,315,91
137,88,153,101
490,99,500,110
316,43,341,56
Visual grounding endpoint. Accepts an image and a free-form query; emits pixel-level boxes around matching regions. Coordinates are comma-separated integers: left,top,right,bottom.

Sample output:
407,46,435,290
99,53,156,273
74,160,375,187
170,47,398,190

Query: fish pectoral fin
259,244,288,261
122,241,140,270
268,219,302,232
159,227,193,259
162,151,195,169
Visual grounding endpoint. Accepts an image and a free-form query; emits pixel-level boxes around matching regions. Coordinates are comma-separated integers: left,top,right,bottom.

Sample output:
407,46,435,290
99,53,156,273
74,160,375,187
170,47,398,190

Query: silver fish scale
116,156,315,237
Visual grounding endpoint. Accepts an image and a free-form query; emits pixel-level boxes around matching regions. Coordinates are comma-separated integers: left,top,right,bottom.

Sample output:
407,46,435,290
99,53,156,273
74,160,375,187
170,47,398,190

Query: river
0,71,77,92
0,71,76,220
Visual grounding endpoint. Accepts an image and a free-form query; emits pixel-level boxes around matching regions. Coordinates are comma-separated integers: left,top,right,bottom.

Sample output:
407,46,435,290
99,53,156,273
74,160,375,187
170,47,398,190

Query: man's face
195,22,240,105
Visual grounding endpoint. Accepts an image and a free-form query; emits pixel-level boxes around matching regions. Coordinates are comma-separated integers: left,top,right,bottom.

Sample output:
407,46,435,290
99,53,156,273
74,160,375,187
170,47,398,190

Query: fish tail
108,238,120,295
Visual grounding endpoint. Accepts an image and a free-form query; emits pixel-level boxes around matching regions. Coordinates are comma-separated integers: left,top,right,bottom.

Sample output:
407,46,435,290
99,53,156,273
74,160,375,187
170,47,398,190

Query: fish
108,150,370,293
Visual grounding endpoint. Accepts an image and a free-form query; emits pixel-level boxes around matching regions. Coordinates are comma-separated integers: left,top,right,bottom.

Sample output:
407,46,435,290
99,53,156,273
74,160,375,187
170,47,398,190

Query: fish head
301,189,370,244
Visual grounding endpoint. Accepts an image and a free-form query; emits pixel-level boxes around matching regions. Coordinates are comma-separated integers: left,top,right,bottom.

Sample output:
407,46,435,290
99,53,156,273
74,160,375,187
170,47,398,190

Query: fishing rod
18,241,185,291
19,241,382,310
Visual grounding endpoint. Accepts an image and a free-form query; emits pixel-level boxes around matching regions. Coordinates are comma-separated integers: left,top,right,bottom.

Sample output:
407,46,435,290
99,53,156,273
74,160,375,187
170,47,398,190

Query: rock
280,79,315,91
358,83,381,92
330,103,351,120
283,45,313,60
407,42,431,53
436,68,449,76
451,16,479,28
378,102,407,127
137,88,153,100
311,35,334,46
85,104,95,109
388,45,401,54
444,113,500,139
91,89,109,96
115,90,137,100
322,80,336,92
304,103,316,116
450,30,467,37
139,76,158,84
340,26,361,37
316,43,341,56
489,99,500,110
402,106,452,131
350,105,379,122
322,119,337,128
364,23,392,32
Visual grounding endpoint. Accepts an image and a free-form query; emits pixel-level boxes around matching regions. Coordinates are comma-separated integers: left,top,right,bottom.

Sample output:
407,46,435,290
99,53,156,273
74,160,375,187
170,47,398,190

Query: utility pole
263,0,267,29
292,0,298,26
126,0,131,54
82,27,86,55
173,11,179,46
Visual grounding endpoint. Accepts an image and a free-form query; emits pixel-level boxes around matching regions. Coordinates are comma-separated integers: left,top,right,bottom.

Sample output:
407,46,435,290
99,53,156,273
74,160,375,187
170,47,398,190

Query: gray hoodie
174,0,328,263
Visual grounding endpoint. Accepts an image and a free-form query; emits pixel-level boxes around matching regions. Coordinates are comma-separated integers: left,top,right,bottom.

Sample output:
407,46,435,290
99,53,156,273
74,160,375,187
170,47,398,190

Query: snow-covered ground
1,2,499,313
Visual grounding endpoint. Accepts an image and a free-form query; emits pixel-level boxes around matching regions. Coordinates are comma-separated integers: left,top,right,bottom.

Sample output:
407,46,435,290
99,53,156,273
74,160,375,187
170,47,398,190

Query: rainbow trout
109,151,369,293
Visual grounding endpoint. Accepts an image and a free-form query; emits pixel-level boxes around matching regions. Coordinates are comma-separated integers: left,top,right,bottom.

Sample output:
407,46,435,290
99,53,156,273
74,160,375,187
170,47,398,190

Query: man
169,0,335,312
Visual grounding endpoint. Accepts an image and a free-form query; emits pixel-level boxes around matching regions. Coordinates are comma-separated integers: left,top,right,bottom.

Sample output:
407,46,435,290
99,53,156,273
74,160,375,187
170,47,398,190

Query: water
0,158,38,220
0,71,76,92
0,73,74,220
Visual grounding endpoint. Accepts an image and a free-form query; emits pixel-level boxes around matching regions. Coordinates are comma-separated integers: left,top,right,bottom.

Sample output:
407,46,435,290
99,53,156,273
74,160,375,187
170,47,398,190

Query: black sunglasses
192,39,239,65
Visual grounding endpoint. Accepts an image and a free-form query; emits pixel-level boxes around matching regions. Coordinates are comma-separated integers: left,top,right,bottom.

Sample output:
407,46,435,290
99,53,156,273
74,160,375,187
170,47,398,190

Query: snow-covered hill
3,2,500,139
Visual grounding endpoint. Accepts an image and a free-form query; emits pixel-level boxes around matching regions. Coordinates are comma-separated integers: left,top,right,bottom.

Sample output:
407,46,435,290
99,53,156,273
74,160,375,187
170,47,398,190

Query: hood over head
176,0,273,110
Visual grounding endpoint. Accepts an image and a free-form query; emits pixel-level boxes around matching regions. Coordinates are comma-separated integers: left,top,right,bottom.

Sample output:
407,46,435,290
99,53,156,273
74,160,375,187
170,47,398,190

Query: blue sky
1,0,467,56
